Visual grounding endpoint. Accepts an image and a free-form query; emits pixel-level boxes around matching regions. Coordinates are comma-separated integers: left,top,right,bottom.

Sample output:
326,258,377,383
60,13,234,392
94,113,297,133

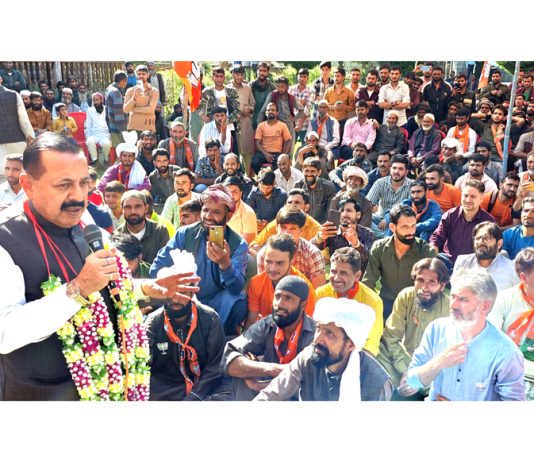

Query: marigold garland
41,253,150,401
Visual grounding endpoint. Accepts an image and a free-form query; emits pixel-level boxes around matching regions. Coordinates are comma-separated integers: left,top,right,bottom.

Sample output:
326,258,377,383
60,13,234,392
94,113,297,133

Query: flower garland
41,252,150,401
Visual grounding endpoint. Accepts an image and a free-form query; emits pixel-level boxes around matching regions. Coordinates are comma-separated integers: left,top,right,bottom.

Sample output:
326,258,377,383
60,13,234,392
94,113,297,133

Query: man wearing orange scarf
221,275,316,400
446,107,477,156
489,247,534,400
146,258,232,401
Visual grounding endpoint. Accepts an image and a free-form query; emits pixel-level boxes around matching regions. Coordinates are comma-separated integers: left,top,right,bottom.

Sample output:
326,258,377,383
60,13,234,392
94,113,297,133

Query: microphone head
83,224,104,252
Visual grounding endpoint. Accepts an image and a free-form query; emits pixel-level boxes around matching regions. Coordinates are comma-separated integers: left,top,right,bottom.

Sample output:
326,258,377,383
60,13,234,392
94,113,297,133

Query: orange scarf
412,201,429,222
316,116,328,140
491,123,505,159
163,304,201,395
170,139,194,170
506,283,534,347
336,281,360,300
273,317,304,364
453,124,470,153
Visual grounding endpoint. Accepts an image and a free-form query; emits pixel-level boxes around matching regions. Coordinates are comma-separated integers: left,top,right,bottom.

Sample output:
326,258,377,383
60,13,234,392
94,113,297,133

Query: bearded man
85,92,112,166
378,258,450,399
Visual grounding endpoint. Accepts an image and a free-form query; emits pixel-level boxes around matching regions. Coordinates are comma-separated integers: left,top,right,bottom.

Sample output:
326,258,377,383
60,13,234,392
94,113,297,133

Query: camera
453,82,461,89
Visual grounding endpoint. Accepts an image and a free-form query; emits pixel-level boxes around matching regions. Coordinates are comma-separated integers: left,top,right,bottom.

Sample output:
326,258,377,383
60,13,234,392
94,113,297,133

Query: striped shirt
246,186,288,222
257,237,326,282
289,84,313,131
365,176,413,215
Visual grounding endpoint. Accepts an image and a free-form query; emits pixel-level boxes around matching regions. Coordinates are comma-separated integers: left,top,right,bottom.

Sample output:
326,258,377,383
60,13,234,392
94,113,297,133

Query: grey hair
450,269,497,307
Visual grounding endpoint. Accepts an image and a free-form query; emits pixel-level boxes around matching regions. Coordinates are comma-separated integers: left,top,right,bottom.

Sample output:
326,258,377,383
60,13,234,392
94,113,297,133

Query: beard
346,185,361,195
32,103,43,110
397,234,415,245
426,183,439,190
412,197,427,206
266,114,276,120
305,177,317,187
164,302,192,319
475,245,498,260
310,343,343,369
176,189,189,198
158,166,169,174
418,290,442,308
125,215,144,226
273,307,302,328
94,104,104,114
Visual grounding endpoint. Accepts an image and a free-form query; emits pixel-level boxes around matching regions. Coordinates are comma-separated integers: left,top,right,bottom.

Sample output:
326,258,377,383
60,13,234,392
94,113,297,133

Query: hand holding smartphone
208,225,224,249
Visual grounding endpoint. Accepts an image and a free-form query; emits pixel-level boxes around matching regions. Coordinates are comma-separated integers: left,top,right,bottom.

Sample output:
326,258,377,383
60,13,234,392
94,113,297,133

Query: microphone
83,224,121,303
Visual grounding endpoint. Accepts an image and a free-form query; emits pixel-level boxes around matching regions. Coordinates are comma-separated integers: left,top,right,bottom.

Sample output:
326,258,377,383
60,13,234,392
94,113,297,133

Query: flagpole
502,61,521,180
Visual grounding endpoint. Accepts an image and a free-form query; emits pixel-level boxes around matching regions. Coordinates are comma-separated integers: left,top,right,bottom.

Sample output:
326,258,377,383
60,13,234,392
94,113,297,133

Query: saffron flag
478,61,491,90
172,61,202,111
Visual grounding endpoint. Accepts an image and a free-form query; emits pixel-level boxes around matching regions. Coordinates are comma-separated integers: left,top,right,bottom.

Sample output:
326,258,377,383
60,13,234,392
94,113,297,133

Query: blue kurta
407,317,525,401
149,222,248,323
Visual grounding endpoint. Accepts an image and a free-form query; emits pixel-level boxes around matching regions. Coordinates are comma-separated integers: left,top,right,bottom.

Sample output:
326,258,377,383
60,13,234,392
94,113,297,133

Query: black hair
23,132,82,179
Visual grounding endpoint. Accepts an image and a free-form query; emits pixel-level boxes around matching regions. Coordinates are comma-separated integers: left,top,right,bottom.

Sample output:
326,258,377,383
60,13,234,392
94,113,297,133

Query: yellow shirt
52,117,78,137
315,282,383,356
251,214,321,250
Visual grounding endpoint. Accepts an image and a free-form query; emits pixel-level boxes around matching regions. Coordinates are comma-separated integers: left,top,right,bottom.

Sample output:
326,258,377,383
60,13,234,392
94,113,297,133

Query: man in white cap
328,166,373,229
97,131,151,193
440,136,465,184
254,297,393,401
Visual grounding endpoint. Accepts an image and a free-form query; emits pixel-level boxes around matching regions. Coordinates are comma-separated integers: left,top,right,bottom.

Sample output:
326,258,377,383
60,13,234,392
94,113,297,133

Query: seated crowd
1,60,534,402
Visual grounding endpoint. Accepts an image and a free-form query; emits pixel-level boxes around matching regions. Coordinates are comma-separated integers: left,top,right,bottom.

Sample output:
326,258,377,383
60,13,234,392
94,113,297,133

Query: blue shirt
385,198,442,241
361,168,384,196
502,225,534,260
245,186,288,222
149,223,247,323
407,317,525,401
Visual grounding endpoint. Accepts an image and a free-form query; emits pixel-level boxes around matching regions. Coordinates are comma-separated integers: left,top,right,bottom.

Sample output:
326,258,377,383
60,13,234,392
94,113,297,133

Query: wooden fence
8,61,126,92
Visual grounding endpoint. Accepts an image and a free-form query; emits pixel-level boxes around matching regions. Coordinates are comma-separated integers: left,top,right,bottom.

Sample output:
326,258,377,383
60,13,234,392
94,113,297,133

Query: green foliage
496,61,534,75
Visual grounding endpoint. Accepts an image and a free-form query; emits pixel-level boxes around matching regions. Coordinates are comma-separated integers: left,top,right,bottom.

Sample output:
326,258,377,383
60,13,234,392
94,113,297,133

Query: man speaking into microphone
0,133,198,401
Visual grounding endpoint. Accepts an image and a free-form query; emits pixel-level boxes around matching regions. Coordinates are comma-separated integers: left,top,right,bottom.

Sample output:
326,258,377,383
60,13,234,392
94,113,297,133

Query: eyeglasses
474,235,495,243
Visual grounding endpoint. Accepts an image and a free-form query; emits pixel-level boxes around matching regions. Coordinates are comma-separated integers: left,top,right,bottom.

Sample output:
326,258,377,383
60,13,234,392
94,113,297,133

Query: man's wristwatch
66,280,90,306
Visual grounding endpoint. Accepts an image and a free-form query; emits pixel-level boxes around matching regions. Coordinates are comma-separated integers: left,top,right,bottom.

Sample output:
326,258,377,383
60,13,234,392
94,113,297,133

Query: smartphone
327,209,341,227
208,225,224,248
420,65,431,72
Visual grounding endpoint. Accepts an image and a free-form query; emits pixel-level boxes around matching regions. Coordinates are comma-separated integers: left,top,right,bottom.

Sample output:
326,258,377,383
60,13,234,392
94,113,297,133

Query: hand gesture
436,342,468,370
342,223,359,246
143,271,200,304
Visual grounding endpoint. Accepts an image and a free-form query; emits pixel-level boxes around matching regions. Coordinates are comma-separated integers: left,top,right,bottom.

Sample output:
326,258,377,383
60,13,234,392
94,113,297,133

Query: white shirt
305,116,340,151
454,253,520,292
0,209,132,355
447,126,478,156
198,120,232,158
274,166,304,193
378,81,410,126
0,181,26,208
454,172,498,193
85,105,111,139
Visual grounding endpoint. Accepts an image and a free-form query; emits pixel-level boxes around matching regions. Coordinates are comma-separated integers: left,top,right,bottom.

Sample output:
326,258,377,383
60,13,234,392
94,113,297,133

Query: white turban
116,130,138,157
313,297,376,402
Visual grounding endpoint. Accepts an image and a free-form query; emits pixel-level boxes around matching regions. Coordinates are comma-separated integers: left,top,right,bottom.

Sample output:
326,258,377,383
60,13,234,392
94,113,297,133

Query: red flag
172,61,201,111
478,61,491,90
